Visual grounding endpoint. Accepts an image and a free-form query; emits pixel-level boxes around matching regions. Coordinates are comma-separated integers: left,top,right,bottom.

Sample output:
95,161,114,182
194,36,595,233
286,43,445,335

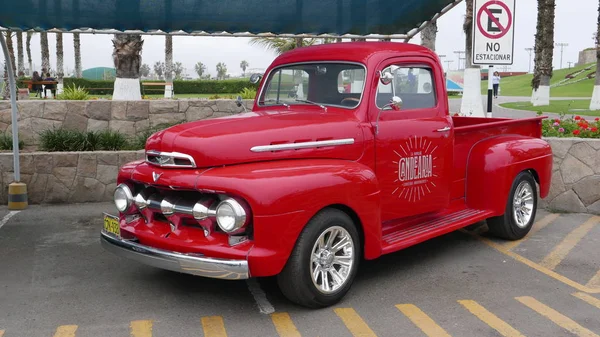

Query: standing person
492,71,501,98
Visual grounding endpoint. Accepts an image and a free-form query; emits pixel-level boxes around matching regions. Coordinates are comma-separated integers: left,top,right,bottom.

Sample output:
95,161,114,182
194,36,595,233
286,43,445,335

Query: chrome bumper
100,229,249,280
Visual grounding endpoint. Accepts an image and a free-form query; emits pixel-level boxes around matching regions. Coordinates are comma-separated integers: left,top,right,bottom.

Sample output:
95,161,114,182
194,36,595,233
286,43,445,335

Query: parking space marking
130,320,153,337
573,292,600,310
395,304,452,337
271,313,302,337
463,229,600,294
516,296,599,337
458,300,525,337
53,325,78,337
201,316,228,337
587,270,600,289
502,213,560,251
540,216,600,270
334,308,378,337
0,211,19,230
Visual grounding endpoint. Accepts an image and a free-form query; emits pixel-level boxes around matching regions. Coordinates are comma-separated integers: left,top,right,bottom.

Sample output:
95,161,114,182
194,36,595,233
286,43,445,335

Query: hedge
17,77,258,95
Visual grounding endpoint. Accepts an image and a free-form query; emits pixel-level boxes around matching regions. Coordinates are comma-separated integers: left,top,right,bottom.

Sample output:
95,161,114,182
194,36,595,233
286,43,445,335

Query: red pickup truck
101,42,553,308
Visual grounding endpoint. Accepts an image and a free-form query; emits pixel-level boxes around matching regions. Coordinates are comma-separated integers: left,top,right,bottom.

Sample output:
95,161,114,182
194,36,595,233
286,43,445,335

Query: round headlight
216,198,247,233
114,184,133,212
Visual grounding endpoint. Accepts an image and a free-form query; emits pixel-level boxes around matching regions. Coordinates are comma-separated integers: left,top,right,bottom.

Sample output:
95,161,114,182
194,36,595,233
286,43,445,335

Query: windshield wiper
295,99,327,111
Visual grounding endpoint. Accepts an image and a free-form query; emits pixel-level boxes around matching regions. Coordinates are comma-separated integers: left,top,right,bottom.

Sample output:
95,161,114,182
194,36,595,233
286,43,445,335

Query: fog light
114,184,133,212
216,198,247,233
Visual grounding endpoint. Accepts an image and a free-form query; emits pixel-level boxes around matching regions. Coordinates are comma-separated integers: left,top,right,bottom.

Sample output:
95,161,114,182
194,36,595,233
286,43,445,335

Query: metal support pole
0,32,21,182
487,65,493,118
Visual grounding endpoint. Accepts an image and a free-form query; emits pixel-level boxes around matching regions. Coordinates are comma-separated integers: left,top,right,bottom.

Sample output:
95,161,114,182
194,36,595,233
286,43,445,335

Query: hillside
480,62,596,97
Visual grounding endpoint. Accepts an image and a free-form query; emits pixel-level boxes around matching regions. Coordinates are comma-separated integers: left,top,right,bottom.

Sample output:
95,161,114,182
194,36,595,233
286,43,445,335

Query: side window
375,66,436,110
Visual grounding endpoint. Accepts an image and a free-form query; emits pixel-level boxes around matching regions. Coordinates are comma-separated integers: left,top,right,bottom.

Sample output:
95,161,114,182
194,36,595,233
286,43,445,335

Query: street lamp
554,42,568,69
525,47,533,73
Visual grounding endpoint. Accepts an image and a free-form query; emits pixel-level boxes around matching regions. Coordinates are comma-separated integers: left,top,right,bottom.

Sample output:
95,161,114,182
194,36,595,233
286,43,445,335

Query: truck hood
145,109,365,168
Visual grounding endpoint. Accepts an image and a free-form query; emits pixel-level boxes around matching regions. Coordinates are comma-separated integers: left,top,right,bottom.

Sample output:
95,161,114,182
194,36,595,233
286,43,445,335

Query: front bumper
100,229,249,280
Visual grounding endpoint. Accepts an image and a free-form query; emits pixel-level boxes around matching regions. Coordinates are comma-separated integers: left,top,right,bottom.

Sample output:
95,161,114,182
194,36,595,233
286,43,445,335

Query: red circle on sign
477,1,512,39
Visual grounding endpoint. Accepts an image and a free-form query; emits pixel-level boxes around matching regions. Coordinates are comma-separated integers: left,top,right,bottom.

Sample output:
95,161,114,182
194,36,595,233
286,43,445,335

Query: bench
142,82,174,97
22,80,59,98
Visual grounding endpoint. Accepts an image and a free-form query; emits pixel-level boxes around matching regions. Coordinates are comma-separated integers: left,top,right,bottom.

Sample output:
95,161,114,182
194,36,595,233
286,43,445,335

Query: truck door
370,58,453,222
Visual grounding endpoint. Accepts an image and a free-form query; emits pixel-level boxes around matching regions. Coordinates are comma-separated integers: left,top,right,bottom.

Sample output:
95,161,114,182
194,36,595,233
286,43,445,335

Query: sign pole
487,65,493,117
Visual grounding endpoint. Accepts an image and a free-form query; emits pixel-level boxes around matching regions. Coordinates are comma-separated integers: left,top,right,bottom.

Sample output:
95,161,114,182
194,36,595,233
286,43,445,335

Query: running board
381,208,493,255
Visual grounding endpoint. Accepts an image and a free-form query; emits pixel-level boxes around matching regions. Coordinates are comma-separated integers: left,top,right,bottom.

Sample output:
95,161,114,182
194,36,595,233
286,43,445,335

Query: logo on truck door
392,136,437,202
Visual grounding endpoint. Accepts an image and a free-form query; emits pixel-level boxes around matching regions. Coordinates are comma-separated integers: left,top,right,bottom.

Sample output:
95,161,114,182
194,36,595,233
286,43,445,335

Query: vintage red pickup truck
101,42,553,308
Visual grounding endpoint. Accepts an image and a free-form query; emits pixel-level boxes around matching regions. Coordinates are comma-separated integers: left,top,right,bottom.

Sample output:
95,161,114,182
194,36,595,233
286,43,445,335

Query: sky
1,0,597,78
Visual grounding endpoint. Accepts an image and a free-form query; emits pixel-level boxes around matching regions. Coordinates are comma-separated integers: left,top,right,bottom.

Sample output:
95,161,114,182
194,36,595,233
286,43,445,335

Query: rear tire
277,208,360,308
487,171,538,240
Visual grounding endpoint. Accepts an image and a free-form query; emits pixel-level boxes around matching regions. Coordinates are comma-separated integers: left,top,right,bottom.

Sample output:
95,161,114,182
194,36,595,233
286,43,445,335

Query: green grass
481,63,596,97
500,99,600,117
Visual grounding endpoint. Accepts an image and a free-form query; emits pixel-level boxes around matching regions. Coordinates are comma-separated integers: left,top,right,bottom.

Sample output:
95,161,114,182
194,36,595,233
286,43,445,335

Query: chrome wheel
309,226,355,294
512,181,534,228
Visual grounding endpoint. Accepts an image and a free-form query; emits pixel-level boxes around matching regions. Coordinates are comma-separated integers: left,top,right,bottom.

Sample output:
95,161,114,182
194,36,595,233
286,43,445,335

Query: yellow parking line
573,292,600,310
53,325,78,337
334,308,377,337
540,216,600,270
458,300,525,337
461,229,600,294
396,304,452,337
586,270,600,289
502,213,560,251
130,320,153,337
516,296,599,337
201,316,228,337
271,313,301,337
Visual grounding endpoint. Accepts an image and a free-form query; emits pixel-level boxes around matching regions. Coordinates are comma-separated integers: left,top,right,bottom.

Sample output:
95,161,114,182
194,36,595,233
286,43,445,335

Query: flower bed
542,115,600,138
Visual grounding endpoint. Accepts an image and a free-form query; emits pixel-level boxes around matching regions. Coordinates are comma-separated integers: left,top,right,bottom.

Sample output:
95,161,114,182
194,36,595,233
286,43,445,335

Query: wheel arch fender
465,135,552,215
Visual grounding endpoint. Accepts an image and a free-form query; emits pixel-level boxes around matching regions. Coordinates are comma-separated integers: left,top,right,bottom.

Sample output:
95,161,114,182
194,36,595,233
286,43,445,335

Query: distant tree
153,61,165,80
173,62,185,79
195,62,206,78
249,37,317,55
216,62,227,80
240,60,249,76
140,64,151,78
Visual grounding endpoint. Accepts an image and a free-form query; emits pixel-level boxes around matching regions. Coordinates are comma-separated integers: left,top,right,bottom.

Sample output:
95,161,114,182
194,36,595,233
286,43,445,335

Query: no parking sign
472,0,515,65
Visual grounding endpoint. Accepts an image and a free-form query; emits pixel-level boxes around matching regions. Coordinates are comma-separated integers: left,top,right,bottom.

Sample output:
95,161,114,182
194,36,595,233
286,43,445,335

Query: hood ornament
152,172,163,182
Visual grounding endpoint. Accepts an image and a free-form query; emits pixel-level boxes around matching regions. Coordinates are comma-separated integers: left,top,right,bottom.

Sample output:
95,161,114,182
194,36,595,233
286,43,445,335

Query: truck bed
450,116,545,201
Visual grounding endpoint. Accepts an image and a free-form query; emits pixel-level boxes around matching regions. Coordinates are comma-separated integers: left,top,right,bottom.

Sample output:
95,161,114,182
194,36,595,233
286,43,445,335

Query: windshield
258,62,366,109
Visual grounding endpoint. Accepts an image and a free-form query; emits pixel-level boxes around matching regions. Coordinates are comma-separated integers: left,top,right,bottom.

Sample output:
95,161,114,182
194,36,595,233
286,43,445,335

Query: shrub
238,87,257,99
39,129,133,151
0,132,24,150
56,84,90,100
542,115,600,138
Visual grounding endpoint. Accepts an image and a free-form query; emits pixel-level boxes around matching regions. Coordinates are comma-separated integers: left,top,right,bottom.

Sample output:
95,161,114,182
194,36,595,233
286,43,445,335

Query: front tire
277,208,360,308
487,171,538,240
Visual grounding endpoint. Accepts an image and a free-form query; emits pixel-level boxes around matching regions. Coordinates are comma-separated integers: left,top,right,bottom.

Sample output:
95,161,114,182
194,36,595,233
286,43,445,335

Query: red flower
575,116,582,120
592,127,599,132
554,119,561,123
595,118,600,121
573,129,581,135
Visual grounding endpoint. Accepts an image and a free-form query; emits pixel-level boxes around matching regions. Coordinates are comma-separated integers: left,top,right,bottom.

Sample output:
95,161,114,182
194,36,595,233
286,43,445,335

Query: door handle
436,126,451,132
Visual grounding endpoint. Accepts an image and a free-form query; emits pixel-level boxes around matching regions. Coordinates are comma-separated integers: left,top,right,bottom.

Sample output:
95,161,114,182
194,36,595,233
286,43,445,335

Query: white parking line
246,278,275,314
0,211,19,230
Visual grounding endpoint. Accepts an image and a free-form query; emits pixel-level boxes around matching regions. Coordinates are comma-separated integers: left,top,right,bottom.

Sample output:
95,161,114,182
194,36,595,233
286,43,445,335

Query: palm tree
26,32,33,77
40,32,50,74
2,30,16,100
111,34,144,100
531,0,556,106
590,1,600,110
165,35,173,81
16,32,24,77
459,0,485,116
195,62,206,78
463,0,474,68
240,60,249,76
56,33,64,93
421,21,438,51
249,37,318,55
73,33,82,78
216,62,227,80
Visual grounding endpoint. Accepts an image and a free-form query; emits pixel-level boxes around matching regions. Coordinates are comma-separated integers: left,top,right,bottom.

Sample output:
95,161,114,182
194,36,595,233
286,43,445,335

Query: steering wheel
340,97,359,106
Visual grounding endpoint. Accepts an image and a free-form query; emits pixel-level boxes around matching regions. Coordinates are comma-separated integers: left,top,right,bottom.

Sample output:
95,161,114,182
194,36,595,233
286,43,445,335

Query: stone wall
1,138,599,215
540,138,600,215
0,99,253,145
576,49,595,67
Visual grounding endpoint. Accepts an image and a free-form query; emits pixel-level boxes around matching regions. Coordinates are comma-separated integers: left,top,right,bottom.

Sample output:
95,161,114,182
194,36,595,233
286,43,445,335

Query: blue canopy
0,0,459,37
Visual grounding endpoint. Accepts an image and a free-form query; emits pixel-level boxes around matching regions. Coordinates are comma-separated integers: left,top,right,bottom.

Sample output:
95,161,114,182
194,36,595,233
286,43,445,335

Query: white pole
0,32,21,182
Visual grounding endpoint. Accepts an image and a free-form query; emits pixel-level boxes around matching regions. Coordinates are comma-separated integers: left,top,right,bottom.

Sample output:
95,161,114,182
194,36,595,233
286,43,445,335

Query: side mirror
379,69,393,85
375,96,402,135
249,73,263,84
236,95,248,112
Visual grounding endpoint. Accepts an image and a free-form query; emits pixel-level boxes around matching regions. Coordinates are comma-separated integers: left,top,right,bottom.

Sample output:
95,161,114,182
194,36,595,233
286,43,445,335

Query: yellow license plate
103,213,121,237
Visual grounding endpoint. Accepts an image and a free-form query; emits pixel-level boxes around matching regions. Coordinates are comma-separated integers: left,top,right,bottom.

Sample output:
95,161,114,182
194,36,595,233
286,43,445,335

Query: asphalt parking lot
0,203,599,337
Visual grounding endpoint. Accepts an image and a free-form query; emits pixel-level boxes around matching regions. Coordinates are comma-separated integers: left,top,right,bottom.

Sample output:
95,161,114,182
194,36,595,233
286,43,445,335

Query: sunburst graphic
391,135,438,202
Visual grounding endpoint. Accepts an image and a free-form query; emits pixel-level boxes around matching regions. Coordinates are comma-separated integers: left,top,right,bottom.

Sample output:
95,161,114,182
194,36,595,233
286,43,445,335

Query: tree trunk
26,32,33,76
463,0,474,68
74,33,82,78
56,32,64,94
165,35,173,81
336,38,342,43
420,21,437,51
16,32,24,77
40,32,50,73
460,0,485,117
112,34,144,100
295,37,304,49
2,31,17,100
531,0,555,106
590,0,600,110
